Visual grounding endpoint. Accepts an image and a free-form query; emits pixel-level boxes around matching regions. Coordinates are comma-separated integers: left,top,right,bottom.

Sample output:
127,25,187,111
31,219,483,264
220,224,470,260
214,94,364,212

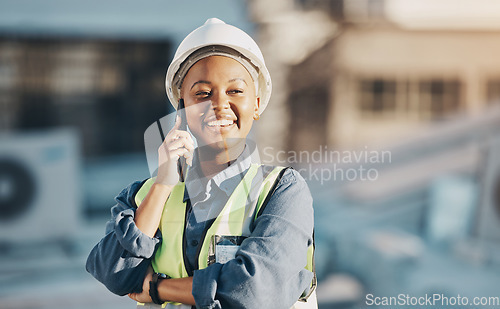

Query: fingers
128,292,150,304
161,134,193,155
160,127,195,164
166,129,192,143
166,147,191,159
128,293,137,302
184,150,194,166
161,147,193,167
165,129,193,149
168,136,194,153
157,118,195,173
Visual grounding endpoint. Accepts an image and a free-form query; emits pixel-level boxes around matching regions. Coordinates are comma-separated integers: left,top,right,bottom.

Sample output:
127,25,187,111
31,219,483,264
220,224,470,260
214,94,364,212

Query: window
359,79,397,115
357,77,462,120
295,0,344,19
288,85,329,152
487,79,500,105
419,79,461,120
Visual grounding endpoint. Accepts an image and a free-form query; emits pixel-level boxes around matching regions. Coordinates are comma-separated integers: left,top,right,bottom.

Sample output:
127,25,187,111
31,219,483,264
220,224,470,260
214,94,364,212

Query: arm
85,181,161,295
135,114,194,237
86,116,194,296
128,270,196,306
192,169,315,309
134,182,173,237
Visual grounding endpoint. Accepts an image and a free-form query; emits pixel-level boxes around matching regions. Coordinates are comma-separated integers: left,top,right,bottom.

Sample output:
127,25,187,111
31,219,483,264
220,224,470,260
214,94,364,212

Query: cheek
186,113,203,132
184,104,204,129
240,99,258,119
183,99,212,121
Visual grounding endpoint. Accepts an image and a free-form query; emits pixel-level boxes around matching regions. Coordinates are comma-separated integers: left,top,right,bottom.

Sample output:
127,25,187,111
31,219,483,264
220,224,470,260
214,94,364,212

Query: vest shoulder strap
134,177,156,207
254,166,291,220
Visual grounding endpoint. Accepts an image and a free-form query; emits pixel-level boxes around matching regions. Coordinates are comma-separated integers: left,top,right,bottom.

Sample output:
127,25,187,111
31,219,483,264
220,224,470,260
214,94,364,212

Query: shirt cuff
113,208,160,258
192,263,223,309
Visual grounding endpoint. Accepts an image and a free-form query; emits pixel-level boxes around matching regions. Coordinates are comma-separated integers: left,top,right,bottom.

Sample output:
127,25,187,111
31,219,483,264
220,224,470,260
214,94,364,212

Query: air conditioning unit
0,129,81,243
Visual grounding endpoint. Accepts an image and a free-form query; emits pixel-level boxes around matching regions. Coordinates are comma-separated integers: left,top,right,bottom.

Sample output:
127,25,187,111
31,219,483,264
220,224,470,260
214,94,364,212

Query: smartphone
176,99,187,182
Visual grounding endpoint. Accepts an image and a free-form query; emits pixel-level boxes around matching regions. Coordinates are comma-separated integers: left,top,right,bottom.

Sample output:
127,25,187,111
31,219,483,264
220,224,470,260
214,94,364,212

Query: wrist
151,181,175,192
153,176,178,187
149,273,170,305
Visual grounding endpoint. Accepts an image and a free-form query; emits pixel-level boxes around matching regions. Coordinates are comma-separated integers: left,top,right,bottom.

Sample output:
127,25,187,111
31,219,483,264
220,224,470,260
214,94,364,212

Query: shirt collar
183,142,257,202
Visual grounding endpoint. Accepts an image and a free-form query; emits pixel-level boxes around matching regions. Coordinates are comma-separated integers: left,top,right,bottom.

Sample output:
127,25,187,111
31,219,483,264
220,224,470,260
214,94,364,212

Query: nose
211,90,230,111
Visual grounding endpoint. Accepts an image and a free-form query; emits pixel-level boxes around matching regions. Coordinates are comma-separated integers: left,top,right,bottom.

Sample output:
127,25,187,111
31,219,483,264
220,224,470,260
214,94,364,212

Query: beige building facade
249,0,500,156
329,27,500,149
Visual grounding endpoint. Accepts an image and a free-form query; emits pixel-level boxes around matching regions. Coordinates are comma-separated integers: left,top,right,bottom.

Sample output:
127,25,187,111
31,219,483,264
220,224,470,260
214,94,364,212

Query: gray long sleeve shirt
86,145,314,309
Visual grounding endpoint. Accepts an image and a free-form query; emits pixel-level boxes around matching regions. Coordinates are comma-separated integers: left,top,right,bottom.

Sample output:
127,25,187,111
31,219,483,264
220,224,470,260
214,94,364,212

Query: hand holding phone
154,99,194,185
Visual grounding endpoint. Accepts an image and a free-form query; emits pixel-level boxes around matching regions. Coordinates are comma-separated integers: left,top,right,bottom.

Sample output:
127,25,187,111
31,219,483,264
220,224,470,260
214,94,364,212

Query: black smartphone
176,99,187,182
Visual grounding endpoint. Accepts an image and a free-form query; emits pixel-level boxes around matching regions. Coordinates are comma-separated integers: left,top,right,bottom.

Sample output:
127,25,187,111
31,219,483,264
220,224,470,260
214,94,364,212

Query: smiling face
180,56,260,154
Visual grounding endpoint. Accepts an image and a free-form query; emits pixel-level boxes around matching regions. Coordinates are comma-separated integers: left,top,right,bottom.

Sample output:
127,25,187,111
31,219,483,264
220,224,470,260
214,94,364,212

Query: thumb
172,115,182,130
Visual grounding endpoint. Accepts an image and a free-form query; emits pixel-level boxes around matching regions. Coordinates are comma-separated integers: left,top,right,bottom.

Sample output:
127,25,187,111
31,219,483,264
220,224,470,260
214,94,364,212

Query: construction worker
86,18,316,309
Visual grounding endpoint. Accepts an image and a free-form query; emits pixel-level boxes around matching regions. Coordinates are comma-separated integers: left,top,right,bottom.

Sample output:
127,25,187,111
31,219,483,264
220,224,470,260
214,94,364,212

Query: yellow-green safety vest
135,163,317,308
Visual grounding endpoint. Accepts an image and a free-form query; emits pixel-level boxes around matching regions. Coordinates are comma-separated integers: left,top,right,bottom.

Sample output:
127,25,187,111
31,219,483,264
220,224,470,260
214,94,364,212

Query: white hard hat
165,18,272,115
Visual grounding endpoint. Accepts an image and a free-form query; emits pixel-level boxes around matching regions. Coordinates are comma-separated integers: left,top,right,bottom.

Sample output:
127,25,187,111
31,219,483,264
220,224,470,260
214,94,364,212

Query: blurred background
1,0,500,308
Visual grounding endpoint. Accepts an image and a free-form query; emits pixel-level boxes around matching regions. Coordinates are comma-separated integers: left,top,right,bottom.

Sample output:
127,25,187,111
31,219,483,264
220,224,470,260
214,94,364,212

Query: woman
86,18,316,309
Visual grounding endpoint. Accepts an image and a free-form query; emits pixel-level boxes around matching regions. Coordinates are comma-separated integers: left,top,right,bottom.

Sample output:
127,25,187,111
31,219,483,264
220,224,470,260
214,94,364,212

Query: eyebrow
228,78,247,85
190,80,211,90
190,78,248,90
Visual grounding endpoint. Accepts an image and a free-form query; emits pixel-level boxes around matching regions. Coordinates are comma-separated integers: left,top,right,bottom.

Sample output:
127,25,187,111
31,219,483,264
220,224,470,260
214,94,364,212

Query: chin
199,137,247,152
221,137,247,150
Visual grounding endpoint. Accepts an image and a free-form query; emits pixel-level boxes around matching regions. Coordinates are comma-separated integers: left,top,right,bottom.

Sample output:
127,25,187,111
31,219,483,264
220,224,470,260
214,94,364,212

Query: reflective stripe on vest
134,163,317,308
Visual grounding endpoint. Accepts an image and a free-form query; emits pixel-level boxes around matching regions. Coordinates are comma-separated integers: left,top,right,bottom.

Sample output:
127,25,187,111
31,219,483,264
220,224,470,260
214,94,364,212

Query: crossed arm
86,168,314,309
128,181,195,305
128,267,195,305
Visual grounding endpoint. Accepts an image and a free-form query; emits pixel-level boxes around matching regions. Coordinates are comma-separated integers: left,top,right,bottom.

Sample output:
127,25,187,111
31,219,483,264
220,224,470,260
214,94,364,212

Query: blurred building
0,0,253,156
0,37,171,156
247,1,500,307
250,0,500,152
0,0,253,215
0,2,254,308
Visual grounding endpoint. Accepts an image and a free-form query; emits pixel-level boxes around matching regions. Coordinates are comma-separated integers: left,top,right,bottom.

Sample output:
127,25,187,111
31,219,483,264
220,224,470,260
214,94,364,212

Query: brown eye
195,91,211,97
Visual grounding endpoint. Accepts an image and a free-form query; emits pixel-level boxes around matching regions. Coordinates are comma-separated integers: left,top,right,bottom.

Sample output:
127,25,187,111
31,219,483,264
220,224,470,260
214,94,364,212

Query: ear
253,97,261,120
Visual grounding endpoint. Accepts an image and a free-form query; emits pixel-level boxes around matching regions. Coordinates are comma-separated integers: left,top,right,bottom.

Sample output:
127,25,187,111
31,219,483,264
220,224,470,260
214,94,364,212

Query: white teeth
207,119,235,127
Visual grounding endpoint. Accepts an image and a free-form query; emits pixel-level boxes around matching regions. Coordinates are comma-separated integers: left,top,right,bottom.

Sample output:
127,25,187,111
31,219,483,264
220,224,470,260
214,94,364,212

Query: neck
197,141,246,178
